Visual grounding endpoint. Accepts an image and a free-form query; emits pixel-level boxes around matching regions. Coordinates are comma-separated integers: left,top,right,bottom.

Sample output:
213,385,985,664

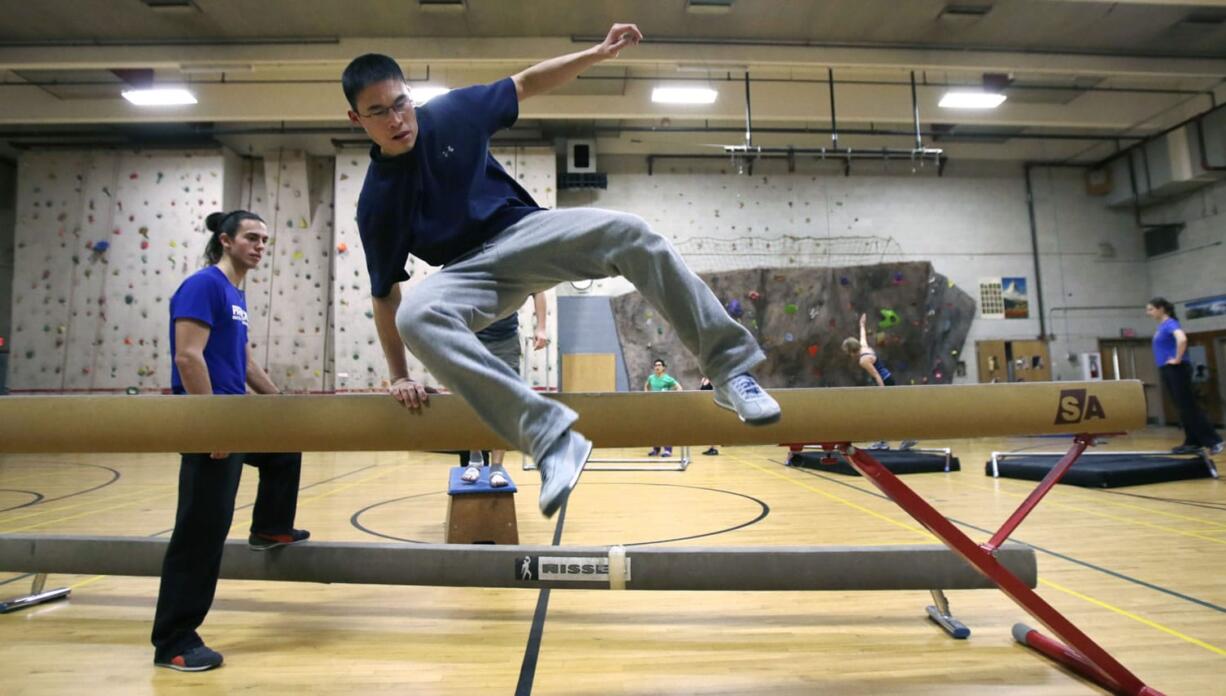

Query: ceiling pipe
828,68,838,151
574,73,1209,98
571,34,1226,62
0,124,1148,143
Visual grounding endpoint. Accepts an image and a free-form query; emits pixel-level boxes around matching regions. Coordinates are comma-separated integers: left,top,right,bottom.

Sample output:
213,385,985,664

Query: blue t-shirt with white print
169,265,249,395
356,77,543,297
1152,317,1181,367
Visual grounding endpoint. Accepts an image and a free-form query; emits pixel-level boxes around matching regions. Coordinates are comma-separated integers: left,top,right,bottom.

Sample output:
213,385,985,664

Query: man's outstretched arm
512,23,642,102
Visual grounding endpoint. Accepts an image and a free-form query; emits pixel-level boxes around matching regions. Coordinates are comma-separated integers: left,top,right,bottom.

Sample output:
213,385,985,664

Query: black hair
342,54,407,109
204,210,264,265
1148,297,1177,320
653,359,667,367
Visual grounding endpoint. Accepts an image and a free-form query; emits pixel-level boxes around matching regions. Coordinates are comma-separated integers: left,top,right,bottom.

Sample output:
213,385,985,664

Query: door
1216,338,1226,428
1100,339,1164,425
976,340,1008,383
1008,340,1052,382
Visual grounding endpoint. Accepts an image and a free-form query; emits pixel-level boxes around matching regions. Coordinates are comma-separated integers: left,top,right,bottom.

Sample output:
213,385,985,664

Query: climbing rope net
674,234,903,274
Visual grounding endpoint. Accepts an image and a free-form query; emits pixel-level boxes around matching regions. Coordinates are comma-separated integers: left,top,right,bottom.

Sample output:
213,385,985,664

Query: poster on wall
978,278,1005,319
1186,294,1226,320
1002,277,1029,319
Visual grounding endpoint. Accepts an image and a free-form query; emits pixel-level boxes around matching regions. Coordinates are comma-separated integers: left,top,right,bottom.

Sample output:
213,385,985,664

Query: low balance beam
0,534,1036,591
0,381,1144,453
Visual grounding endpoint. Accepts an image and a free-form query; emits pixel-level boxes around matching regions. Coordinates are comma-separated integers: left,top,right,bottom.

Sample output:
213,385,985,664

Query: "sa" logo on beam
1054,389,1107,424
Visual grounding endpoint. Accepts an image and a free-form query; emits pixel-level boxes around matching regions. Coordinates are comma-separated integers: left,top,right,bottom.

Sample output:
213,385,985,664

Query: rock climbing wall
237,151,335,393
331,146,558,392
9,144,554,394
9,149,227,391
611,261,974,390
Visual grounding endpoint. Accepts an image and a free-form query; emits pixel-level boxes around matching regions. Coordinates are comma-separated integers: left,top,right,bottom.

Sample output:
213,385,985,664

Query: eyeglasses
358,96,411,121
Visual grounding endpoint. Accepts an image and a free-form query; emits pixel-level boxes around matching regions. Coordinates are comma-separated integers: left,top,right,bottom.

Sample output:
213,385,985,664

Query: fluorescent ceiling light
122,88,197,106
411,85,450,105
939,91,1006,109
651,87,718,105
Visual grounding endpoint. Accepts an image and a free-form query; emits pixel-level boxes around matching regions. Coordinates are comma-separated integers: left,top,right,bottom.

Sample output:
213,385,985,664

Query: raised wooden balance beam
0,381,1162,696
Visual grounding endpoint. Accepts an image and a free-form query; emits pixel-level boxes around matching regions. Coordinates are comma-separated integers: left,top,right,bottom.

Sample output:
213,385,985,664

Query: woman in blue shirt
151,211,309,672
1147,298,1223,455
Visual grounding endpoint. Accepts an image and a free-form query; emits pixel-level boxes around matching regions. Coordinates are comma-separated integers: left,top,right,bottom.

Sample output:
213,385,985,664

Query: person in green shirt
644,359,682,456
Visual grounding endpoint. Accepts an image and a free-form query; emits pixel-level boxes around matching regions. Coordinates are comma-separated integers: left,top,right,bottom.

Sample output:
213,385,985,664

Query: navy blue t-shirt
357,77,543,297
861,351,892,383
169,265,249,395
1152,317,1180,366
477,313,519,343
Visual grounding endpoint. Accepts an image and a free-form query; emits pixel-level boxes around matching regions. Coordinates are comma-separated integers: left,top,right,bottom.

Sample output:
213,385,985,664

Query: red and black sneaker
247,528,310,551
154,644,224,672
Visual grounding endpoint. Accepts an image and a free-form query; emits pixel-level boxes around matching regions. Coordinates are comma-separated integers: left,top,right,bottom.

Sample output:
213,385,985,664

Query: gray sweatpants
395,208,765,461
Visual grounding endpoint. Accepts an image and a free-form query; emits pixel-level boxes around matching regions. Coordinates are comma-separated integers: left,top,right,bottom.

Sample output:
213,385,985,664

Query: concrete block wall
5,145,1186,391
1144,176,1226,333
559,156,1149,383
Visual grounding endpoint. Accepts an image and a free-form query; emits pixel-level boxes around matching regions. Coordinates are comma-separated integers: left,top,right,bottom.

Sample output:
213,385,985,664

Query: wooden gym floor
0,428,1222,695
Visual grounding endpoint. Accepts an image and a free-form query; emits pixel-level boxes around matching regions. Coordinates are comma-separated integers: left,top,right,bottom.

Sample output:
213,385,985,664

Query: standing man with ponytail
151,211,310,672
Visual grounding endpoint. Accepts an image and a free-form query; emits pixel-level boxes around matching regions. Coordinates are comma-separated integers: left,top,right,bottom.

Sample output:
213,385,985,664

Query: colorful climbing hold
877,308,900,330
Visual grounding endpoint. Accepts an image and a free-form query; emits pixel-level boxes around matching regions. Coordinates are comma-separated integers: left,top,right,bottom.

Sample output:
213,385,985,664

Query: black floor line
1097,488,1226,512
348,481,770,546
514,500,568,696
780,460,1226,614
0,490,45,514
0,463,122,514
0,462,379,589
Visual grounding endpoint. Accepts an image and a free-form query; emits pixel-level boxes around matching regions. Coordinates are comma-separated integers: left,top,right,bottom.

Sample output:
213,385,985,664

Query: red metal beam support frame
982,434,1092,552
837,438,1164,696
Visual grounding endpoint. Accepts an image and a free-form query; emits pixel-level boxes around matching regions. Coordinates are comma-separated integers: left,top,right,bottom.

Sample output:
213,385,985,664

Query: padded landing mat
986,453,1215,488
789,449,960,476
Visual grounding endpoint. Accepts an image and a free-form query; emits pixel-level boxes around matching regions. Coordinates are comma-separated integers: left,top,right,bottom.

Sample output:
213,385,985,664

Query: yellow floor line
747,455,1226,658
987,473,1226,530
0,486,167,525
961,477,1226,545
68,574,109,591
59,465,411,594
0,485,178,532
740,458,934,541
1039,578,1226,657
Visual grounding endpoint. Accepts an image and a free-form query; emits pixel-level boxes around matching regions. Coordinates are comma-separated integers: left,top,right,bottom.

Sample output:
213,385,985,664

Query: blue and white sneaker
537,430,592,517
714,373,781,425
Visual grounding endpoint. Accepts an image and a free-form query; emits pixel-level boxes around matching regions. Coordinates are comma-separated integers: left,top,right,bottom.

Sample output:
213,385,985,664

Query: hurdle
0,381,1163,695
521,445,692,473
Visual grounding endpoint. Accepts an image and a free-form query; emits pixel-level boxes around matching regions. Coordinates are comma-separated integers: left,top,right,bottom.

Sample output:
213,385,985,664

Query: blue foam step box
447,466,518,495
